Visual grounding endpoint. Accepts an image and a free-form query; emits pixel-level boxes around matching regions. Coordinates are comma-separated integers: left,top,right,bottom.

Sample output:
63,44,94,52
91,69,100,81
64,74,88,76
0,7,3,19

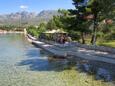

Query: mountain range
0,10,60,26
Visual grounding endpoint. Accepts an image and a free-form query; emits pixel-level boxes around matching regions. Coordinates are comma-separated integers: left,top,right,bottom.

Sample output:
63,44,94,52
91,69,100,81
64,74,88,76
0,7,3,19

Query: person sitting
60,35,65,44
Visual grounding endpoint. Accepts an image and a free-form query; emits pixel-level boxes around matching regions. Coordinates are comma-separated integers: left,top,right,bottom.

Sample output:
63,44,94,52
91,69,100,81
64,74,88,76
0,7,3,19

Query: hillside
0,10,60,26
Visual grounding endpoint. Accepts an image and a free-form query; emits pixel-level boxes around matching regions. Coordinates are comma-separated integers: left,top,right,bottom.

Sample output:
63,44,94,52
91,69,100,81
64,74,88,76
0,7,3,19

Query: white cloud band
20,5,28,9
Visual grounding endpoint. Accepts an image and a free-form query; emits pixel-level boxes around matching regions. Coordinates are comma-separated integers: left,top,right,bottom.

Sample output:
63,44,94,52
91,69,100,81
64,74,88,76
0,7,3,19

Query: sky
0,0,75,14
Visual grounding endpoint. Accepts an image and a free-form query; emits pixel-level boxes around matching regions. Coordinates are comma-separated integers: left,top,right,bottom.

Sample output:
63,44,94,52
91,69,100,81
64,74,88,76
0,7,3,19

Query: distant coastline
0,30,24,34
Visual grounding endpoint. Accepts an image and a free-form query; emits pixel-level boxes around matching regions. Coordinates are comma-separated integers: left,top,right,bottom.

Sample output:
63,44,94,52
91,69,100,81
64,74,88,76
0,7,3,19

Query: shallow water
0,34,114,86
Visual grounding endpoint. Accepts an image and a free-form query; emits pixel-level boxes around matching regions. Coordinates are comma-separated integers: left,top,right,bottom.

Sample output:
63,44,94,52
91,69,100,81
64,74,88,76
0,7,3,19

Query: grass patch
98,40,115,48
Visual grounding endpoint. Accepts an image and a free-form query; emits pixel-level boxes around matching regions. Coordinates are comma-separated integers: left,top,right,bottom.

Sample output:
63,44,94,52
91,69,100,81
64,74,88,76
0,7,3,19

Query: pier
27,34,115,65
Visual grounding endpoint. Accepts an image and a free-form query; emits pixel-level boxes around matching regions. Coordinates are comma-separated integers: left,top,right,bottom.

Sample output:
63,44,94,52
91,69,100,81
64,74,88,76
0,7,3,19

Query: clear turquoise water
0,34,114,86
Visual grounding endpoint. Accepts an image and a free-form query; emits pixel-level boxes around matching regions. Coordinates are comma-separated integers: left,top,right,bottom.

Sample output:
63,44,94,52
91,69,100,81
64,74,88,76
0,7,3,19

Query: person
67,36,72,42
60,35,65,44
57,34,61,43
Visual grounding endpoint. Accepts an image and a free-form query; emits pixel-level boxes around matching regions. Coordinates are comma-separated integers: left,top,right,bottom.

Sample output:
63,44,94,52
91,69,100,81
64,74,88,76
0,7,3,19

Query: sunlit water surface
0,34,114,86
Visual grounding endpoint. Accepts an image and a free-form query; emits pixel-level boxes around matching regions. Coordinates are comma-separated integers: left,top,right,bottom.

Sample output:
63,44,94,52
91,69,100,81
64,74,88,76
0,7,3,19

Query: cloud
20,5,28,9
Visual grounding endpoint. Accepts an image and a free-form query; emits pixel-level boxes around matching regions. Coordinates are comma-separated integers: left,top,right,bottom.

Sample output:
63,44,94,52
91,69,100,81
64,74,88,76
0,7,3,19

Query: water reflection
18,54,69,71
18,48,114,82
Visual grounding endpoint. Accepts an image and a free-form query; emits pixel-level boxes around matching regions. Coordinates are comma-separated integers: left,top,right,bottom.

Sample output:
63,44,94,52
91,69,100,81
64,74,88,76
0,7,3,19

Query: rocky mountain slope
0,10,59,25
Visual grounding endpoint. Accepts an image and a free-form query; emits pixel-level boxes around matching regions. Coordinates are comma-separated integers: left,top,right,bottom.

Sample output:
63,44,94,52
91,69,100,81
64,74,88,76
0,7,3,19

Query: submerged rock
82,64,91,72
96,68,112,82
76,63,97,74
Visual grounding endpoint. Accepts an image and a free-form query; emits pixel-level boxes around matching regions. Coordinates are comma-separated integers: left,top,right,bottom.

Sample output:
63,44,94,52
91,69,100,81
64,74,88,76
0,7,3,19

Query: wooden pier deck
27,34,115,65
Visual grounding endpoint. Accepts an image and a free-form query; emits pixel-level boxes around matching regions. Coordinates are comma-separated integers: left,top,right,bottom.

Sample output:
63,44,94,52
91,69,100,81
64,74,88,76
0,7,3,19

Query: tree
27,22,47,37
46,19,58,30
89,0,115,45
37,22,46,36
69,0,92,44
27,25,38,37
71,0,115,45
